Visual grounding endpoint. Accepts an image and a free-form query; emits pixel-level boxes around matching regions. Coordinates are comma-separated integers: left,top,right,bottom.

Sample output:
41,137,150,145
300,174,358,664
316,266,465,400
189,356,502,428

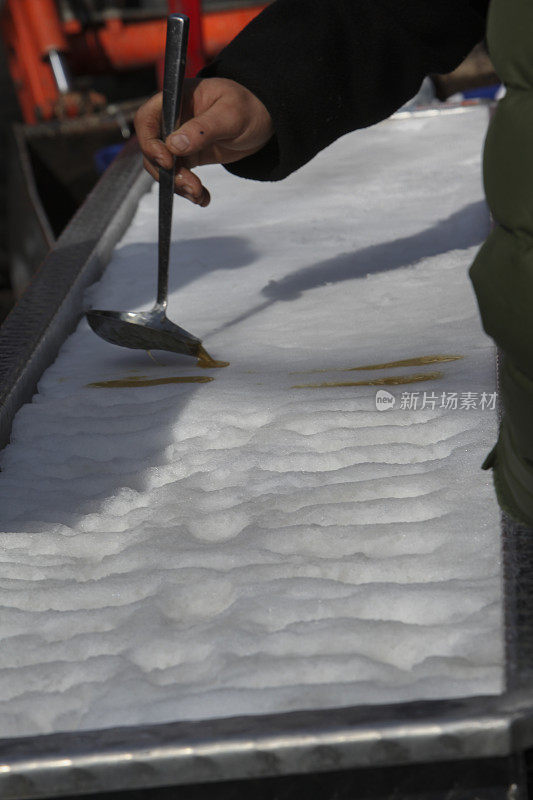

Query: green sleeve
470,0,533,524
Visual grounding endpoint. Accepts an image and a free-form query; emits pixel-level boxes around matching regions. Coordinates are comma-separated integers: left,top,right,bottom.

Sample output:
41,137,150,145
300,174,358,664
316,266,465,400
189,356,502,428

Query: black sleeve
199,0,490,181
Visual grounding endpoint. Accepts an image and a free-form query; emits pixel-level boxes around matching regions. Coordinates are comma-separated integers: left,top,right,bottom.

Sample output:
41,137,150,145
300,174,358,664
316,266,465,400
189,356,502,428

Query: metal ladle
86,14,202,360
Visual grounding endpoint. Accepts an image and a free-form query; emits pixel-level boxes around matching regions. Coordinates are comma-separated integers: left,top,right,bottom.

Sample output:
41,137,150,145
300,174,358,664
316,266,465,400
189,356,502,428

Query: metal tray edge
1,688,533,799
0,137,151,450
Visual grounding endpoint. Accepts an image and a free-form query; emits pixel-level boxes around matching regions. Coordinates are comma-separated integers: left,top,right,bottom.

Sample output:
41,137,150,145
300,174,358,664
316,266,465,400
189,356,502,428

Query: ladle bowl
86,307,201,357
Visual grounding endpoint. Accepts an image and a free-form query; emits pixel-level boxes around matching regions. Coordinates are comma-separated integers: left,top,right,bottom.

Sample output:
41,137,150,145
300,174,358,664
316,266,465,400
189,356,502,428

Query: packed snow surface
0,106,502,738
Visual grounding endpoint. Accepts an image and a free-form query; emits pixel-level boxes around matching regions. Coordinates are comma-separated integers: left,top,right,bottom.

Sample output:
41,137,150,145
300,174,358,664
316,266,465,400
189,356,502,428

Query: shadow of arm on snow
208,201,489,337
262,201,490,302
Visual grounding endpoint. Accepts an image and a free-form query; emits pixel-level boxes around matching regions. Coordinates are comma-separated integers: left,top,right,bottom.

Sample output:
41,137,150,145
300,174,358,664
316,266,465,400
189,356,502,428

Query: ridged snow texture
0,106,502,738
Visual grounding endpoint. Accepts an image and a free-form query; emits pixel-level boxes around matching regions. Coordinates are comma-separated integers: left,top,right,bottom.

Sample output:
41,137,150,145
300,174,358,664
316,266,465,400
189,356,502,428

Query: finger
143,155,160,181
165,102,239,160
175,167,211,206
144,157,210,206
198,187,211,208
135,94,173,169
178,186,211,208
175,165,205,196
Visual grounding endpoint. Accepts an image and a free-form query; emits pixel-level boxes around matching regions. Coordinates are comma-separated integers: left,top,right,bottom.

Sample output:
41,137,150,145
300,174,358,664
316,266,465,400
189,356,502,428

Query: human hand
134,77,274,207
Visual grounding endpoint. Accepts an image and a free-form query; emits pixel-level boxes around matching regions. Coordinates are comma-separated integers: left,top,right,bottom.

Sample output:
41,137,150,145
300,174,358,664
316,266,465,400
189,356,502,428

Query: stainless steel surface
0,135,150,451
8,102,144,293
47,50,71,94
1,690,533,799
8,121,55,297
106,104,131,140
86,14,201,360
86,307,200,356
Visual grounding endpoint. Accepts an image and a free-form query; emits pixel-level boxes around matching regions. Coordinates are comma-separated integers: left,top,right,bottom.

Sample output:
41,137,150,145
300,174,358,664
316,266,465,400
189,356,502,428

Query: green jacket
470,0,533,524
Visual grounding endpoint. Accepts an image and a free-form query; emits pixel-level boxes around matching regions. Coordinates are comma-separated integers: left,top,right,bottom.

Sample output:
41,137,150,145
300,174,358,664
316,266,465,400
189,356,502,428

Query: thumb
165,103,237,159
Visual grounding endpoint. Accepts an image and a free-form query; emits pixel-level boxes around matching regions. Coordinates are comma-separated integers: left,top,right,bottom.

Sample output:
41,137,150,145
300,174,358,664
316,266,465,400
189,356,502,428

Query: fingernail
182,187,199,204
156,156,167,168
169,133,190,153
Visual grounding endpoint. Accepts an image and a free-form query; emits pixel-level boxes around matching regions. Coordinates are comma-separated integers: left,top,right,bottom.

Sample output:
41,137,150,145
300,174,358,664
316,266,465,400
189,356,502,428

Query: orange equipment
0,0,267,124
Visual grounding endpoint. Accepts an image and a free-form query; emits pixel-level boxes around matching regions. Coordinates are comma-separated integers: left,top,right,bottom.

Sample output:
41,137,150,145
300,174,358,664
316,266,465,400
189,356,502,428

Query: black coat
200,0,490,181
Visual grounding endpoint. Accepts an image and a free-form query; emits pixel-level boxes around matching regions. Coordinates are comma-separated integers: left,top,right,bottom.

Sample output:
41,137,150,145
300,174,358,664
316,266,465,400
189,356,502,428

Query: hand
134,77,274,207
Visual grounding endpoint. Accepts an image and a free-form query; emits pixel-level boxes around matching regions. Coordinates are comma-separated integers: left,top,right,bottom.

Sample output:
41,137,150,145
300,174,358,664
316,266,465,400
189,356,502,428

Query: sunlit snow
0,105,502,738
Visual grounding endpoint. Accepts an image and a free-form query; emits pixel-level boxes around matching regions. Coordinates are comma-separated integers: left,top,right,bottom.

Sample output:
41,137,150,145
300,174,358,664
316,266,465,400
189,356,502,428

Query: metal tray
1,135,533,800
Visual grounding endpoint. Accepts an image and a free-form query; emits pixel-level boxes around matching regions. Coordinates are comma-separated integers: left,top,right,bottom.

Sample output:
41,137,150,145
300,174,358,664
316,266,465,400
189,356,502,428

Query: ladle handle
157,14,189,310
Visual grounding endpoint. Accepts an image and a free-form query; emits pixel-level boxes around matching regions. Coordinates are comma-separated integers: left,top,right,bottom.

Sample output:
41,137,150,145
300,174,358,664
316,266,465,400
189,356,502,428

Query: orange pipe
68,8,267,75
202,5,266,59
68,18,167,72
4,0,59,121
26,0,68,54
98,17,166,70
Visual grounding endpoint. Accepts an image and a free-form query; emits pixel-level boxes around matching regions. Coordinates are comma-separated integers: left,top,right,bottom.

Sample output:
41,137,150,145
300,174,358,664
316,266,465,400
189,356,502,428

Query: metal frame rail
1,138,533,800
0,136,151,450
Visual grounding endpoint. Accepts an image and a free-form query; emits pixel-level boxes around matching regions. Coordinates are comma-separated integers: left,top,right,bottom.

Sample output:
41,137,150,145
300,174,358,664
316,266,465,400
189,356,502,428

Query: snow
0,105,503,739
